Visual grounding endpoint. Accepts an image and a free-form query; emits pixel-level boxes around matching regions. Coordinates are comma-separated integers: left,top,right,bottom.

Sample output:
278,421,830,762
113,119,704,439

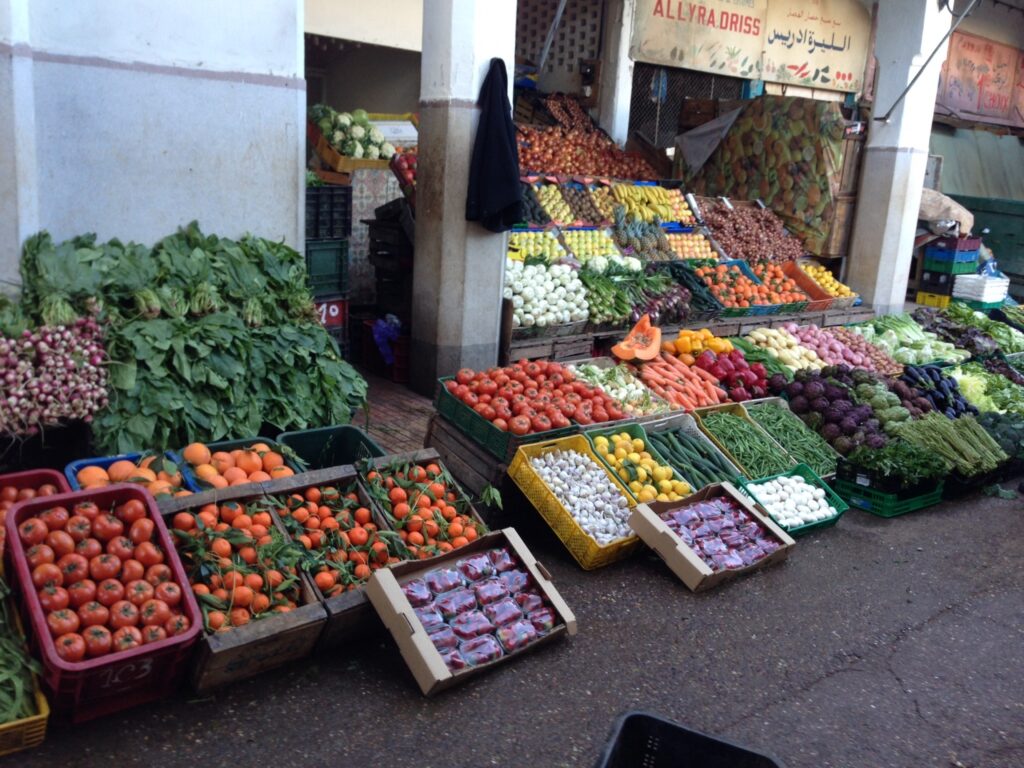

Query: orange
261,452,284,472
147,480,174,496
249,442,271,453
182,443,211,466
76,465,109,487
222,466,248,484
210,451,234,473
235,451,262,475
247,471,271,483
269,466,293,479
193,463,219,482
107,460,138,483
129,467,157,484
207,474,229,489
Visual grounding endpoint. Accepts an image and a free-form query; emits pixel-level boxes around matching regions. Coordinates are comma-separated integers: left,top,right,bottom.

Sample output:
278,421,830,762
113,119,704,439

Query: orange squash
611,314,662,361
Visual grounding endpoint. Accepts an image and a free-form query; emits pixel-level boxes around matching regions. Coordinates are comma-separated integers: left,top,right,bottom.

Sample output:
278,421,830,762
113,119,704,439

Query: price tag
315,298,348,328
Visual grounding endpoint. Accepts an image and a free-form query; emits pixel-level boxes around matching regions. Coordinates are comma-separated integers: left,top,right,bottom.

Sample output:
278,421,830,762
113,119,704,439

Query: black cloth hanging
466,58,523,233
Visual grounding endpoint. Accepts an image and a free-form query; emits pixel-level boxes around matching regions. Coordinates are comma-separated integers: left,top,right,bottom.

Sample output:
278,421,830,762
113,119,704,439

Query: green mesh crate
834,477,944,518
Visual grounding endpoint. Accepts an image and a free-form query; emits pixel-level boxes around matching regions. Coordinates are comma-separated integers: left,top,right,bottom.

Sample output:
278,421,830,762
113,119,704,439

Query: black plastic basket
306,186,352,239
595,711,784,768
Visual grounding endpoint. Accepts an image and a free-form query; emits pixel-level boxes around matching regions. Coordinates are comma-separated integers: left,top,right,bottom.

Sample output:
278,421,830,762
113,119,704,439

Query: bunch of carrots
637,352,727,411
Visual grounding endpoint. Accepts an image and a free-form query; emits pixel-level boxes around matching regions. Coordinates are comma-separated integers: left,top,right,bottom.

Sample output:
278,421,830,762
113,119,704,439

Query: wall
930,128,1024,200
958,1,1024,48
305,0,422,52
315,42,420,114
0,0,305,290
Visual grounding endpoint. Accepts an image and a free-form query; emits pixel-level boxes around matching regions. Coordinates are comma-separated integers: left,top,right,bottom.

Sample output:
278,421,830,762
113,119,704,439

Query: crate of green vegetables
834,440,950,517
642,412,743,490
0,582,49,757
693,404,797,480
744,398,840,480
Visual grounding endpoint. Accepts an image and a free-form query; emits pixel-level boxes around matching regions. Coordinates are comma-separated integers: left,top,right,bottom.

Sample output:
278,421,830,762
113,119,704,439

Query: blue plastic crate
65,452,199,492
925,245,979,263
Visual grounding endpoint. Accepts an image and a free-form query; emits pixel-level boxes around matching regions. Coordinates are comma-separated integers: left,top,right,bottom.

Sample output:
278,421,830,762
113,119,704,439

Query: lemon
656,493,670,502
638,489,656,503
618,468,629,482
631,438,645,452
614,447,627,460
658,479,674,493
673,481,691,495
629,480,642,493
653,466,671,483
627,452,641,464
635,466,647,483
606,452,618,466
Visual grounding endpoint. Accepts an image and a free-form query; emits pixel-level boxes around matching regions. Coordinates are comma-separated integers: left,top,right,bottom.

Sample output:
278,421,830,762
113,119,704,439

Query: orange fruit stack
751,262,810,304
181,442,293,489
694,263,795,309
76,455,191,499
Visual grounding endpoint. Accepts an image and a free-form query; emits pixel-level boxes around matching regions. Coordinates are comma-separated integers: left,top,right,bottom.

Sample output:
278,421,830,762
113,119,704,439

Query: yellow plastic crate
0,611,49,757
916,291,951,309
508,435,640,570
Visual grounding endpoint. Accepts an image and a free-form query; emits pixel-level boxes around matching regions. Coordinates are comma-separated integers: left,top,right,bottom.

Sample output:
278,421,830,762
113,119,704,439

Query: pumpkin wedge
611,314,662,361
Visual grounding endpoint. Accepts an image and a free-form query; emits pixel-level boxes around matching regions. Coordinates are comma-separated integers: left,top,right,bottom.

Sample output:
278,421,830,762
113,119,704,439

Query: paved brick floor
357,370,432,454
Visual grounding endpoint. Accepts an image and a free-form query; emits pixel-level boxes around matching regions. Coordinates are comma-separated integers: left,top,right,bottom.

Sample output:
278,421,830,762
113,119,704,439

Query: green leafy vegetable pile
946,302,1024,354
976,412,1024,459
949,363,1024,415
894,413,1007,477
0,579,42,725
846,440,948,489
19,223,367,453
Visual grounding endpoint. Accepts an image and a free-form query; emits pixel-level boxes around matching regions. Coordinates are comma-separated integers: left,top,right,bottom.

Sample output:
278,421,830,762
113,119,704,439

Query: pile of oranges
75,456,191,498
751,262,810,305
181,442,293,489
693,263,796,309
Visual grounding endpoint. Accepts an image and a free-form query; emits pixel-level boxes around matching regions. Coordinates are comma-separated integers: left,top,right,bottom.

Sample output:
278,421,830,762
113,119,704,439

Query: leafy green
847,439,948,488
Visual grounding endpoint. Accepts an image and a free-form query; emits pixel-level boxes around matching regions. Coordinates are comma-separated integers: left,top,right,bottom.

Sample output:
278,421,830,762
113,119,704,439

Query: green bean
746,403,838,478
702,412,792,478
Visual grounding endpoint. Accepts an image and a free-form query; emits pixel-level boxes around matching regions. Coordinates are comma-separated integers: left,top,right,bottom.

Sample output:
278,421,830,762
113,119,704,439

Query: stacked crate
916,235,981,309
306,185,353,356
367,198,415,326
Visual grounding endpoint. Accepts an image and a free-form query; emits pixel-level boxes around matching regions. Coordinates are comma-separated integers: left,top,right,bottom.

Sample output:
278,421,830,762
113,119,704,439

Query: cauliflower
349,124,366,141
380,142,396,158
365,144,381,160
334,112,353,129
330,129,346,147
350,142,364,159
589,255,609,274
342,138,362,157
368,126,385,145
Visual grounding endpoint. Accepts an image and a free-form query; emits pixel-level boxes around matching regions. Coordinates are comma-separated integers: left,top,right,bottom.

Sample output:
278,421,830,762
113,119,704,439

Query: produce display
561,229,625,268
406,547,558,671
18,226,367,454
850,379,912,434
666,232,717,261
750,264,810,305
660,496,782,572
1,478,63,562
504,260,589,330
612,210,677,261
544,93,594,131
520,183,551,226
0,585,41,726
779,323,857,367
663,328,733,363
692,348,769,402
945,303,1024,354
611,315,661,361
693,263,778,310
528,449,632,546
592,432,692,503
611,186,692,224
638,353,727,411
444,360,625,431
74,455,191,497
899,365,977,419
507,231,566,263
981,356,1024,388
845,441,949,490
700,411,792,477
893,413,1007,477
275,483,405,594
745,402,838,478
907,309,997,360
647,429,739,487
744,328,825,371
744,473,840,530
561,186,605,225
170,501,305,631
0,313,107,438
516,125,657,179
702,204,804,263
19,496,192,659
391,151,417,189
579,269,689,327
800,262,857,300
949,363,1024,415
851,315,969,366
309,105,397,160
590,186,617,220
535,184,572,225
180,441,294,489
976,412,1024,458
728,337,793,381
823,326,902,376
567,363,669,417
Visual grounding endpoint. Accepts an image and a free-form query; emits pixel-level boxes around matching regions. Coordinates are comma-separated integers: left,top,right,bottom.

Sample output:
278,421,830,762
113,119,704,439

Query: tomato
18,518,48,547
75,537,102,559
43,530,75,558
523,387,539,399
115,499,147,525
112,626,142,652
140,599,172,627
73,501,100,521
54,632,86,662
548,372,565,387
512,400,532,416
477,393,492,405
57,553,90,584
65,515,93,542
142,625,167,645
126,580,155,607
166,615,191,636
66,579,97,609
145,564,172,586
154,581,182,607
120,559,145,582
96,578,125,607
593,408,608,423
478,378,498,396
445,379,459,393
26,544,55,570
525,362,542,377
46,608,80,638
78,601,110,628
492,418,508,432
83,625,112,657
38,585,70,612
530,414,552,432
91,513,123,542
109,600,139,629
575,412,593,425
455,368,474,385
550,412,571,429
15,488,34,501
133,542,163,567
507,379,524,394
494,373,510,387
38,506,70,531
89,554,121,581
454,384,470,400
128,518,155,545
493,405,512,421
461,391,479,407
106,536,135,561
32,563,62,589
508,416,531,436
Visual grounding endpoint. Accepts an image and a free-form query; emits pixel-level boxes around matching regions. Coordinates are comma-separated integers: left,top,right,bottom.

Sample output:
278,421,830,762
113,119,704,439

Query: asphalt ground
9,490,1023,768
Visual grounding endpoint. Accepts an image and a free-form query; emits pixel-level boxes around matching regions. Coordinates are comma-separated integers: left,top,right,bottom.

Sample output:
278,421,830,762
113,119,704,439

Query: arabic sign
629,0,870,93
937,31,1024,128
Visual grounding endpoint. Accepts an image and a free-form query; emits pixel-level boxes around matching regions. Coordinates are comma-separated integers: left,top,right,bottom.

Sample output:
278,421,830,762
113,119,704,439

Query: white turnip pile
746,474,839,530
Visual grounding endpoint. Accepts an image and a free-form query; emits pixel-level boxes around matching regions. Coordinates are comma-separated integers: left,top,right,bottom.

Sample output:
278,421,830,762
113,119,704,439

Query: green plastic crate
956,298,1003,311
738,463,847,536
306,239,350,297
583,423,693,501
278,425,383,470
433,378,578,462
923,257,977,275
834,477,944,518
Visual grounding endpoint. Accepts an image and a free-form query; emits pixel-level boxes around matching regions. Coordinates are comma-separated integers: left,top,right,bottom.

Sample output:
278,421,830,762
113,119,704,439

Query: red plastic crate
0,470,71,568
5,485,201,722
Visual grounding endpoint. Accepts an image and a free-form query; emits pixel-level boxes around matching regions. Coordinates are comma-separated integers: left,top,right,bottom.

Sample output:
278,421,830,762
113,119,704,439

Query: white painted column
598,0,635,145
846,1,952,315
410,0,516,394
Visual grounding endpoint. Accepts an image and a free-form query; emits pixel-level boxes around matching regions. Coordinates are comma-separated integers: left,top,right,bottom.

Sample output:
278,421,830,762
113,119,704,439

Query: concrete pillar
846,1,952,315
410,0,516,395
598,0,635,145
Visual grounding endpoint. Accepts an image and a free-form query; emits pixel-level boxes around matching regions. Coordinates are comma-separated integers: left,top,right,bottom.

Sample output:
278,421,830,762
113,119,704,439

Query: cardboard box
629,483,795,592
365,528,577,696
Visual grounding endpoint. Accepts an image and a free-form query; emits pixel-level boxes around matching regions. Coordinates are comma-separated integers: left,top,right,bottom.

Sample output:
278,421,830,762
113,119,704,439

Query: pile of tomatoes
1,477,63,561
445,360,625,434
17,497,191,662
274,484,406,598
363,461,486,560
169,502,306,632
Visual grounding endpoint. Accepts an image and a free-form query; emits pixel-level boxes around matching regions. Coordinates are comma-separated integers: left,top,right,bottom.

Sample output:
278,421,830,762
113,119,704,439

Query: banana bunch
611,184,675,223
